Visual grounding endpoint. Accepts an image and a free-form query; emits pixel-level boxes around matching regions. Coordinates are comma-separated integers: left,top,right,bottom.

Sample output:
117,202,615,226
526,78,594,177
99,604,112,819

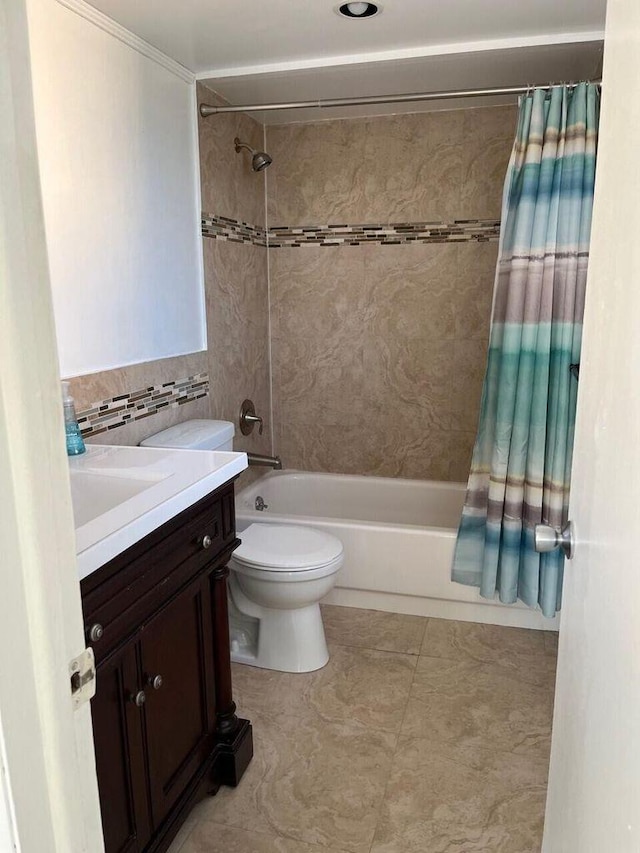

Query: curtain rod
199,80,602,117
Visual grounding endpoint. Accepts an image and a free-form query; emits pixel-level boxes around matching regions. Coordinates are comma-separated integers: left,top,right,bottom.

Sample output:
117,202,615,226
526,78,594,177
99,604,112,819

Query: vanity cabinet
81,480,253,853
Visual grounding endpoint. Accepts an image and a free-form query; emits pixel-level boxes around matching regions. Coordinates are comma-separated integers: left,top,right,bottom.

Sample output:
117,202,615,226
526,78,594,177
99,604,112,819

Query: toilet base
228,579,330,673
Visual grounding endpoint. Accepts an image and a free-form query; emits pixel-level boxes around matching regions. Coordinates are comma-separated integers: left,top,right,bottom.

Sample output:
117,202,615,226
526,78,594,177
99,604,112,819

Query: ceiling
86,0,606,123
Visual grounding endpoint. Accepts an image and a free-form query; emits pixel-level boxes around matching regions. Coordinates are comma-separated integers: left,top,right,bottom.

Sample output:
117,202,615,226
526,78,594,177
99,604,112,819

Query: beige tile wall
67,352,210,447
203,239,271,460
267,106,516,226
198,83,266,228
267,105,517,480
198,83,272,486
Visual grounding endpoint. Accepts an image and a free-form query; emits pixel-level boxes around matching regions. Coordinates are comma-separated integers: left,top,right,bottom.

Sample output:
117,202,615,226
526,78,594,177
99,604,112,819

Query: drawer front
82,484,237,664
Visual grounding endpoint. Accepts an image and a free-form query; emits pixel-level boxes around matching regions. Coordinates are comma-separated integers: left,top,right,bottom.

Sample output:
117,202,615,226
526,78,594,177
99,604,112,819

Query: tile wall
197,83,272,484
67,352,210,447
266,105,517,480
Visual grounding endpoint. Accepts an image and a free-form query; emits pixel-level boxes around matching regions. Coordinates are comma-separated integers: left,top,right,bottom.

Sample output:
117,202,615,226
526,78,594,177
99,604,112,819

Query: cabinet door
91,642,151,853
140,573,217,828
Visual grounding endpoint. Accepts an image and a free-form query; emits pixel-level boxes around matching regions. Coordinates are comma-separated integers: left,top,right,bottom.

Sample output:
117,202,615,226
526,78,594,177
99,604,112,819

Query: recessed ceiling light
337,2,381,19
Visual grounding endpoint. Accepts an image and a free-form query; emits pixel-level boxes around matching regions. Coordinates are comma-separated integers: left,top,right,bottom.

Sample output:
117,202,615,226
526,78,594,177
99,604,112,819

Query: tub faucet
247,452,283,470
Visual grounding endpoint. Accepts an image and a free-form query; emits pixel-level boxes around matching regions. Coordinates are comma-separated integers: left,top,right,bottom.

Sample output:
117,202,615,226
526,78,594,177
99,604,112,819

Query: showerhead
234,137,272,172
251,150,273,171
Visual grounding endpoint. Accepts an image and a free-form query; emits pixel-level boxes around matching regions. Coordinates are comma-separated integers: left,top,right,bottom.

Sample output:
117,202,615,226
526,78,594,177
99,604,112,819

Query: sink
70,470,169,527
70,444,248,580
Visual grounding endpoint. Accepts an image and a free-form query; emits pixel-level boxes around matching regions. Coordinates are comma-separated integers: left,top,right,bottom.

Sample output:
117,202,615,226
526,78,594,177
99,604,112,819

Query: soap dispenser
62,381,86,456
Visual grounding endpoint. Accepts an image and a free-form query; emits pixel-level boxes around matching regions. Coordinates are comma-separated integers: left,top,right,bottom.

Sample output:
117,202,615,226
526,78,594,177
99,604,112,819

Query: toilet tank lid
233,524,343,570
140,419,234,451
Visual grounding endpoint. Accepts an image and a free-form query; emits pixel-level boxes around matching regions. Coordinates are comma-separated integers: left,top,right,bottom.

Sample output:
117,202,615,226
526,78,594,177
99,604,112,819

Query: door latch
70,647,96,709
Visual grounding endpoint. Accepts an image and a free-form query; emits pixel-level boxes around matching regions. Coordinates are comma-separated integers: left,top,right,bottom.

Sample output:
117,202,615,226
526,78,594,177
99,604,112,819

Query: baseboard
322,587,560,631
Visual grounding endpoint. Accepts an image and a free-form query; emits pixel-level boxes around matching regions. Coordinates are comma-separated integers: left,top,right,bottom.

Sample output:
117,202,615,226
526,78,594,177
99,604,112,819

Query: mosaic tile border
76,373,209,438
202,213,501,247
268,219,501,246
202,215,267,246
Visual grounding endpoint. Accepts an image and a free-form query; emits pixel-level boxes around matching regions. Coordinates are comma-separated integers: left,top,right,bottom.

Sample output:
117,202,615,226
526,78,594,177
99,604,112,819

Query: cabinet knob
89,623,104,643
130,690,146,707
200,534,213,549
147,674,163,690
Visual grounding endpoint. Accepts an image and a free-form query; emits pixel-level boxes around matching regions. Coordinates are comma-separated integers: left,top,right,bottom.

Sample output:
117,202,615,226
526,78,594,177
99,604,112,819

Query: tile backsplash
65,352,211,449
77,373,209,438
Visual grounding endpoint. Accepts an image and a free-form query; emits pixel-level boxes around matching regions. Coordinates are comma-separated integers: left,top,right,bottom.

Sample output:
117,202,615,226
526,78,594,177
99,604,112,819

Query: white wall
26,0,206,378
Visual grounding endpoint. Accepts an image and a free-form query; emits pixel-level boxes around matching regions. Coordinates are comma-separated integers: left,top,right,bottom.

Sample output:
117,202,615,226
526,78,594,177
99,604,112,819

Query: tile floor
168,605,558,853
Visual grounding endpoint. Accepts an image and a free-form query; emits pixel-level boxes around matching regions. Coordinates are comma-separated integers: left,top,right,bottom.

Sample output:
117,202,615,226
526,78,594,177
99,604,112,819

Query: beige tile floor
168,605,558,853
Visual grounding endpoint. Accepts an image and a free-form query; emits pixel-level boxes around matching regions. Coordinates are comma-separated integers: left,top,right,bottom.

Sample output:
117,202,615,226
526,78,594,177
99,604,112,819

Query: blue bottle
62,381,86,455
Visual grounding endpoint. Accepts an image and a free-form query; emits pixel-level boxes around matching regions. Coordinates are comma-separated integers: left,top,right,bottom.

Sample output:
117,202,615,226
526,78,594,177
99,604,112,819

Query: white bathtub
235,471,559,631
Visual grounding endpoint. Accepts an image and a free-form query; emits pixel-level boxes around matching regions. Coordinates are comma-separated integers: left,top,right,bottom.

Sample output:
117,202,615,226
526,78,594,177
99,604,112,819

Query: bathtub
235,471,558,631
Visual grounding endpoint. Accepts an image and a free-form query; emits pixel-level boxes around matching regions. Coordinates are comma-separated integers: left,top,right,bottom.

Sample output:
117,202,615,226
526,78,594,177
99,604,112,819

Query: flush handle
240,399,264,436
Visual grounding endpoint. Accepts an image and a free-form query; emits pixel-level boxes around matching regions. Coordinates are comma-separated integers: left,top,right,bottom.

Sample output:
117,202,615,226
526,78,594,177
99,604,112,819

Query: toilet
141,419,343,673
228,522,342,672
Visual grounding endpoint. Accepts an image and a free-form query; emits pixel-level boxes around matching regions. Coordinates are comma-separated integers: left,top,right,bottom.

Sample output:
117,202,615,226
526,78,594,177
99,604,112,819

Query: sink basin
70,470,170,527
70,444,248,580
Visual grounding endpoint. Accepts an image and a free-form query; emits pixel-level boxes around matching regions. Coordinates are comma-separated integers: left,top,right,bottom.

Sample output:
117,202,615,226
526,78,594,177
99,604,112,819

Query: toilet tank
140,419,235,452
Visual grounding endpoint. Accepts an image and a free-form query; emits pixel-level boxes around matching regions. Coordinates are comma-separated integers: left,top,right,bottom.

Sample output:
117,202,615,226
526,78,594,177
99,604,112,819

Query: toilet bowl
140,419,343,673
229,523,343,672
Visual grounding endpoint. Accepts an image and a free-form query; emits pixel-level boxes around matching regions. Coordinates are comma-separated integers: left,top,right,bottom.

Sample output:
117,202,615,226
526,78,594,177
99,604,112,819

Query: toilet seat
231,552,343,583
233,523,343,571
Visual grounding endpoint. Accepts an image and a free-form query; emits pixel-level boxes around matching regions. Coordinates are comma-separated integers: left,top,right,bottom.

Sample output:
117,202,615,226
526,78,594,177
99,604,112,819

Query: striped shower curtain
451,83,600,618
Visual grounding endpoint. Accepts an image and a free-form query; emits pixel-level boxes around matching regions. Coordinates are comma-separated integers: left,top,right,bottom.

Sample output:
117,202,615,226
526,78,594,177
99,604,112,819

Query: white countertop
70,445,248,581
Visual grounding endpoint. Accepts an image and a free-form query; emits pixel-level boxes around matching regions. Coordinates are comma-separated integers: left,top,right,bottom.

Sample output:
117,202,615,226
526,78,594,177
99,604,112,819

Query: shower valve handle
240,399,264,435
245,413,263,435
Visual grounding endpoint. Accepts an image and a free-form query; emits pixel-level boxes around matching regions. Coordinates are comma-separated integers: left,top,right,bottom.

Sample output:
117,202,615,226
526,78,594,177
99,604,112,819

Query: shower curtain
451,82,600,618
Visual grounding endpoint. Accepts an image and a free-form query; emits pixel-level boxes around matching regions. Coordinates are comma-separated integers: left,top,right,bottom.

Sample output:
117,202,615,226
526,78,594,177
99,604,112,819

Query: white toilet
141,419,343,673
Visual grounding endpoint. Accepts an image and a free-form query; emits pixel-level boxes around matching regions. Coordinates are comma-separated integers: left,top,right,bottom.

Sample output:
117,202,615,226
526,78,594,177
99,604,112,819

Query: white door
0,0,104,850
542,0,640,849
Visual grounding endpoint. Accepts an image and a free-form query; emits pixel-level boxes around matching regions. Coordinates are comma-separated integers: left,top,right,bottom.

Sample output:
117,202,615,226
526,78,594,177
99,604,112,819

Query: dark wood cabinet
81,480,252,853
90,640,150,853
142,572,216,828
